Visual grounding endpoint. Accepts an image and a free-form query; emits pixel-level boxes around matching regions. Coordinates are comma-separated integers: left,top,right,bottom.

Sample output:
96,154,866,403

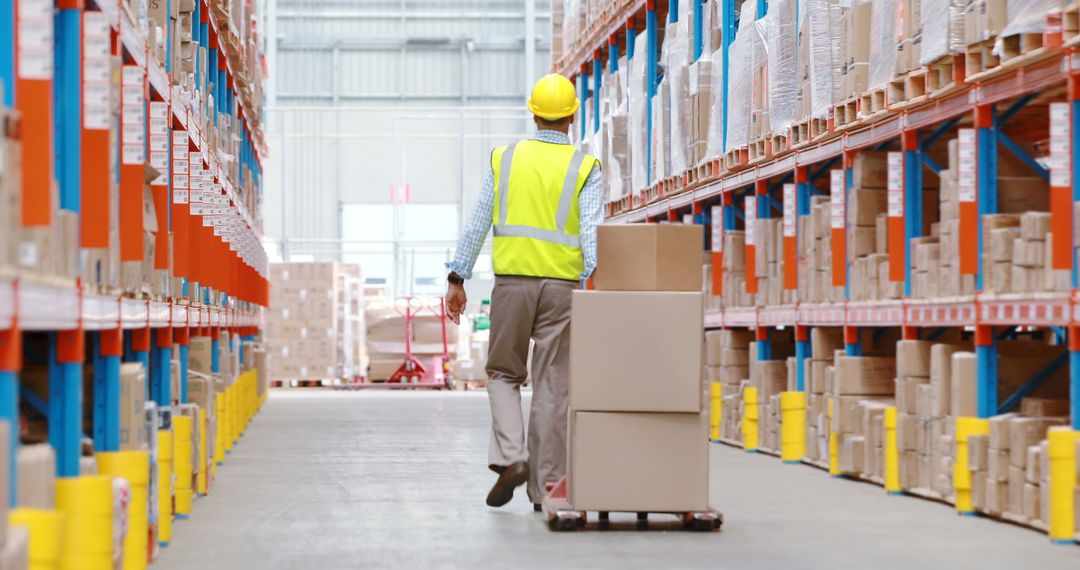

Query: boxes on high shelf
594,224,704,291
834,356,896,396
120,363,148,451
571,291,703,413
569,411,709,512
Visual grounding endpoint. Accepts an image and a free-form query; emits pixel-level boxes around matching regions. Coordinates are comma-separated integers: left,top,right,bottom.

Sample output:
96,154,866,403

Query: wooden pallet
809,116,832,142
833,97,859,130
1066,2,1080,46
857,88,888,119
964,39,1001,78
790,118,812,147
722,146,750,173
748,136,772,163
925,54,966,96
770,132,790,157
887,68,929,109
451,379,487,391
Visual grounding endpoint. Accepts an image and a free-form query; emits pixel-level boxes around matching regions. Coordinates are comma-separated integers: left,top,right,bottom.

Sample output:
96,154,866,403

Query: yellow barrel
742,386,759,452
157,429,174,544
59,554,113,570
198,411,209,495
779,391,806,463
1047,427,1079,542
884,406,901,493
828,397,840,476
173,416,195,515
97,451,149,570
56,476,112,516
56,476,114,566
953,417,990,513
10,508,64,567
709,382,721,441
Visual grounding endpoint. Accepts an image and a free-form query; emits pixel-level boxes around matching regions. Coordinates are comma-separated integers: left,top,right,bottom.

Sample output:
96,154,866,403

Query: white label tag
830,169,845,230
745,196,757,246
887,152,903,217
711,205,722,253
783,184,796,237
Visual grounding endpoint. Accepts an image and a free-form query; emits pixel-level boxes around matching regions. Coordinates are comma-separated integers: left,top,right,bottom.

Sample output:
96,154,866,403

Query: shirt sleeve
446,167,495,280
578,161,604,280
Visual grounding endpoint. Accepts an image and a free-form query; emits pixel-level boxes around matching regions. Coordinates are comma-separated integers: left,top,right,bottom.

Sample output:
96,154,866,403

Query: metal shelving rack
0,0,267,532
558,0,1080,541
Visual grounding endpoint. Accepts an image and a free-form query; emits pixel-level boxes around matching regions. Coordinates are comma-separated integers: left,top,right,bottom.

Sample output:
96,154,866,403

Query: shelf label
745,196,757,246
830,169,844,230
783,183,796,237
121,65,146,165
1049,102,1071,188
887,152,903,217
711,205,722,252
17,0,54,80
958,128,976,203
82,12,110,130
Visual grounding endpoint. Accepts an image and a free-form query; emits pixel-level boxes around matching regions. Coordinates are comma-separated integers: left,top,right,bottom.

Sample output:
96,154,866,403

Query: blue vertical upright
693,0,704,61
646,1,657,184
795,326,809,392
975,106,998,291
903,133,922,297
592,53,601,134
0,324,18,504
0,0,13,106
720,0,736,153
48,334,82,477
92,331,122,452
54,6,81,213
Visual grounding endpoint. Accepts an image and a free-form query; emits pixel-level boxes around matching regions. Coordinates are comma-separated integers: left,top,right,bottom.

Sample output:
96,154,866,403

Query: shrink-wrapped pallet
723,1,764,152
804,0,839,119
766,0,798,137
920,0,968,64
869,0,899,90
994,0,1067,57
666,19,691,176
629,32,649,195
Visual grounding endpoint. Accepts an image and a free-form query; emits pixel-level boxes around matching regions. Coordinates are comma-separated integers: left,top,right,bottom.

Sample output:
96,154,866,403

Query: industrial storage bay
154,391,1080,569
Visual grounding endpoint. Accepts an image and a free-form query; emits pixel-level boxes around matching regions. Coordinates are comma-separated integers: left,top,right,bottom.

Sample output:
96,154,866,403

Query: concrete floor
156,390,1080,570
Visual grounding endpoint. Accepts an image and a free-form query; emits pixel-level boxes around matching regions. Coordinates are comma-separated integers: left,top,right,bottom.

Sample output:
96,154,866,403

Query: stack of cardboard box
749,337,793,451
0,423,28,567
831,355,895,476
721,231,752,308
365,298,458,382
268,262,365,381
705,328,753,440
804,328,843,462
567,224,710,513
798,195,840,303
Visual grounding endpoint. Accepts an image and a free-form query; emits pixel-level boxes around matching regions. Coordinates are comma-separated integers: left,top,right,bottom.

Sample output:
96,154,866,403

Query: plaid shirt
447,129,603,281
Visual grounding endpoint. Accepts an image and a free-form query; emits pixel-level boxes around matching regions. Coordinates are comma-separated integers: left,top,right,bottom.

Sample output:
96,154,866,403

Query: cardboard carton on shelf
568,411,709,513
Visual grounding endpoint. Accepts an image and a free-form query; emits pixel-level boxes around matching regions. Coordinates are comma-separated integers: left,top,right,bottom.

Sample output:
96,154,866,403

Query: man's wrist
447,271,465,286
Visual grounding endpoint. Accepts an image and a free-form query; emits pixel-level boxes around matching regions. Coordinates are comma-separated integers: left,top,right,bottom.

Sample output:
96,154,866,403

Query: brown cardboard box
570,291,703,413
897,340,932,378
1026,445,1042,483
968,435,989,471
847,189,888,226
1008,465,1026,515
950,352,978,417
811,328,843,359
569,411,709,512
839,434,866,474
594,224,704,291
189,336,214,375
1009,417,1067,467
985,477,1009,515
1019,397,1070,418
16,444,55,508
988,449,1011,482
989,413,1018,449
834,356,896,395
930,344,963,417
1023,482,1040,521
120,363,147,451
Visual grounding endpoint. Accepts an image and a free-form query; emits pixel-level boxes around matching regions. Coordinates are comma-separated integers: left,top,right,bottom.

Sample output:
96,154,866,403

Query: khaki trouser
485,275,575,503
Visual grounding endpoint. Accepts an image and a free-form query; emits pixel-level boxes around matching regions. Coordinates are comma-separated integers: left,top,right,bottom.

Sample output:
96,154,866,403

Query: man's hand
446,282,467,325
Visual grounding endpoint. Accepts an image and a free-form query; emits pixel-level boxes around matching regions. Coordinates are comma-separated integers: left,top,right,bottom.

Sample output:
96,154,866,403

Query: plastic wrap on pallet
705,46,725,160
766,0,798,136
805,0,836,120
650,79,667,185
869,0,900,89
629,31,649,195
724,1,764,152
993,0,1066,56
666,19,691,177
920,0,967,64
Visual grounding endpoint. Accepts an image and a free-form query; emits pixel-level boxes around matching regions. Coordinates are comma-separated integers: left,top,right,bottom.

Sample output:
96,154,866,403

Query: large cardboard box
834,356,896,395
569,411,709,512
120,363,148,451
189,336,214,375
571,291,703,412
594,224,704,291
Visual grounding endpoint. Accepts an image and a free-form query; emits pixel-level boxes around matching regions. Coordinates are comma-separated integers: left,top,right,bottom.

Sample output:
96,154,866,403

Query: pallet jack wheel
550,515,581,532
598,511,610,530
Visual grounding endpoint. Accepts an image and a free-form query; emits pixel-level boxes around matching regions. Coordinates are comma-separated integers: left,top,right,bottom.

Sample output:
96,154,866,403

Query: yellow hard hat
528,74,579,120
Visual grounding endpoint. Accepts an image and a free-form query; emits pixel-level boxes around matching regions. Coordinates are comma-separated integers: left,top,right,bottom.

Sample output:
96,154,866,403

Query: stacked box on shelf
750,336,794,452
267,262,350,381
835,1,871,106
721,230,754,307
832,353,896,477
804,328,844,462
753,216,795,306
895,341,962,495
705,328,753,441
794,0,843,132
571,224,709,512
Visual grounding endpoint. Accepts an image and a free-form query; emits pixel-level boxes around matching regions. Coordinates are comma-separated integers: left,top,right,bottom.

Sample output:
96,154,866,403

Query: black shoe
533,503,542,513
486,461,529,507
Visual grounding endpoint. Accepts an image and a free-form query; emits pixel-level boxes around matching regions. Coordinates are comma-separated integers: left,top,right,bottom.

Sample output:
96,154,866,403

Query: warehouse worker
445,73,602,509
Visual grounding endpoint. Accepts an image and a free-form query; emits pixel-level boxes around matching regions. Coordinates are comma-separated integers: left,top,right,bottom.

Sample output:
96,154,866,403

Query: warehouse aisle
156,391,1080,570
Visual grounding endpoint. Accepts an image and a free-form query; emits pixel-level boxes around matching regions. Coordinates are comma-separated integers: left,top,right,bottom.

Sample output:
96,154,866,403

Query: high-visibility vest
491,139,599,281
